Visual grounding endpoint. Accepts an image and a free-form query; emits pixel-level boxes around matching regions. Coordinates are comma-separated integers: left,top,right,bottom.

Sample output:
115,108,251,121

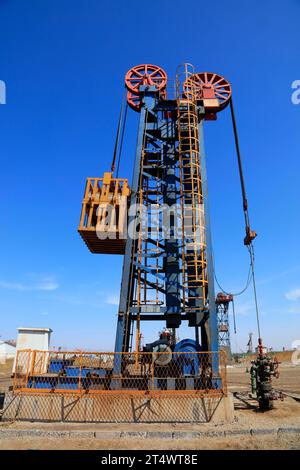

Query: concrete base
2,392,234,424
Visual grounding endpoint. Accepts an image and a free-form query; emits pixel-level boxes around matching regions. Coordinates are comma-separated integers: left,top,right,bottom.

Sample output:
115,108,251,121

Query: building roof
0,340,16,348
17,327,53,333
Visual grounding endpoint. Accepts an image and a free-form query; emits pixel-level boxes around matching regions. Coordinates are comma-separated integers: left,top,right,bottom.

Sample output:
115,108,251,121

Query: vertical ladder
176,65,208,327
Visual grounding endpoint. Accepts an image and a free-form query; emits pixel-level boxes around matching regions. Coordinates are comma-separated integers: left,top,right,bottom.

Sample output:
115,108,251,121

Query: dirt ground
1,356,300,450
1,434,299,450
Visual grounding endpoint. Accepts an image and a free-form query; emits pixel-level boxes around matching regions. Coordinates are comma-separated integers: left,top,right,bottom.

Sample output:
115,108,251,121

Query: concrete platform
1,392,234,423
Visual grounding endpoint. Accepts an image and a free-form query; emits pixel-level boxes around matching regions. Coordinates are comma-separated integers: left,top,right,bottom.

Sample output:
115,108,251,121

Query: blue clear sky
0,0,299,352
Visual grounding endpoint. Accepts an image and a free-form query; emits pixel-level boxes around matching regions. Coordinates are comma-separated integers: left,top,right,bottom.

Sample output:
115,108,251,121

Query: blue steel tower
112,64,232,360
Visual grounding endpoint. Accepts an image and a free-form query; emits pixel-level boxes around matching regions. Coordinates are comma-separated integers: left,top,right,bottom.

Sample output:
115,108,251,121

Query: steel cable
213,97,262,339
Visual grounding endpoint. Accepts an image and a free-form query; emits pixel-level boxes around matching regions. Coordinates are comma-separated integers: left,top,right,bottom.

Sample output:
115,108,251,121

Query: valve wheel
185,72,232,111
125,64,167,94
127,89,167,113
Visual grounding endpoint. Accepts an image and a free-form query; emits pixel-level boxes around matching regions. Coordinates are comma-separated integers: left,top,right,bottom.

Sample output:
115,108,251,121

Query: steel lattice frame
216,294,233,352
114,65,220,381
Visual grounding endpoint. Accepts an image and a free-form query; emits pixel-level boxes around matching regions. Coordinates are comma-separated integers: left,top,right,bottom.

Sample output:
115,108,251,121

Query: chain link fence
13,350,226,395
4,349,227,422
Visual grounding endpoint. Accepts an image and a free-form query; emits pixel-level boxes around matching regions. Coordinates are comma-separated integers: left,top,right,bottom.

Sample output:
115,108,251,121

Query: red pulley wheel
127,91,142,112
185,72,232,111
125,64,167,94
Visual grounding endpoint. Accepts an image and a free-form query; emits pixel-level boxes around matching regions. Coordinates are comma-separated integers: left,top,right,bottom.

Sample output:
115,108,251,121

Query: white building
13,327,52,373
15,327,52,351
0,341,16,364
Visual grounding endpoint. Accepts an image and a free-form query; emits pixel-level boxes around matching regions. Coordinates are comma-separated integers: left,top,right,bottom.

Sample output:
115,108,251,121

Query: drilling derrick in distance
216,293,233,356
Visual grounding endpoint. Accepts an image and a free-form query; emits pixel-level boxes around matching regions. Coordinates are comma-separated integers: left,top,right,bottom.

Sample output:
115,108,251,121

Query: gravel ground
1,434,299,450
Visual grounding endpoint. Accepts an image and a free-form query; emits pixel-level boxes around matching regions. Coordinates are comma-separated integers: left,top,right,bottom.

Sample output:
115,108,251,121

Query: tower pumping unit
78,63,232,389
9,64,281,418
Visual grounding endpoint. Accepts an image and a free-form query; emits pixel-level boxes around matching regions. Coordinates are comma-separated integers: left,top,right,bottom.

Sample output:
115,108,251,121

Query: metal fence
3,350,228,422
13,350,227,397
2,390,226,423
